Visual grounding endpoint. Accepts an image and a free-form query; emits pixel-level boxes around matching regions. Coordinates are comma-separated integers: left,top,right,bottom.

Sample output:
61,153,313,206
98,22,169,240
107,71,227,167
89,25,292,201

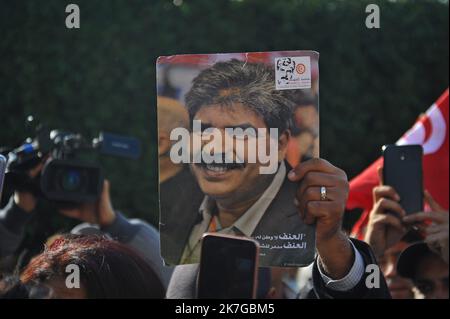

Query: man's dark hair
185,59,294,133
20,234,165,298
286,89,317,109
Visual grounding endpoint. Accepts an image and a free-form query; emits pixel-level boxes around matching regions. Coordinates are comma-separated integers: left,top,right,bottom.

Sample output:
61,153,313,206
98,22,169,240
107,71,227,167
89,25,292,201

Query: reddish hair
21,234,164,298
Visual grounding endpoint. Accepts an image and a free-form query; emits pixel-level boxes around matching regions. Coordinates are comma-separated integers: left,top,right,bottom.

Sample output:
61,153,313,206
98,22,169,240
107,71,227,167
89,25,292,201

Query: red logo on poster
296,63,306,75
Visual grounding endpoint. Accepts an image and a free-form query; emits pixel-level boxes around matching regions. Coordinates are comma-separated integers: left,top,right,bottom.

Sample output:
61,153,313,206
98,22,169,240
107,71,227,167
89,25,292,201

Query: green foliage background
0,0,448,226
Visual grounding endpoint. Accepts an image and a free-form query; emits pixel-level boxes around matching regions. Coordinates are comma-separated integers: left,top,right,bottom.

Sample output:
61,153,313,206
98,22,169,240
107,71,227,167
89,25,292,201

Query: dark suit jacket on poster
159,166,204,265
159,162,316,267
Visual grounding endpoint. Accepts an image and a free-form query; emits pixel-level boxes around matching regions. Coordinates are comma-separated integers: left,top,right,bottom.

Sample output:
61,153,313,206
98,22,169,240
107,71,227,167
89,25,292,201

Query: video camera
1,116,141,205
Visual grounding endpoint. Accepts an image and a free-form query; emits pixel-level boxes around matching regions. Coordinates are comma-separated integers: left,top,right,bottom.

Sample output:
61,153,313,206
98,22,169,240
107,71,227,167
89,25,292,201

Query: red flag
349,89,449,239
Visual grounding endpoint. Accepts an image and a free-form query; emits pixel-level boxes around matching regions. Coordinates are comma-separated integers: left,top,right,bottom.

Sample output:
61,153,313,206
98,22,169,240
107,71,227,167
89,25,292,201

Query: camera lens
60,169,82,192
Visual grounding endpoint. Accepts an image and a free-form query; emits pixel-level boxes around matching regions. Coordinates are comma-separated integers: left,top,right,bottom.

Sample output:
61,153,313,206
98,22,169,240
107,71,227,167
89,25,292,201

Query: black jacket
309,238,391,299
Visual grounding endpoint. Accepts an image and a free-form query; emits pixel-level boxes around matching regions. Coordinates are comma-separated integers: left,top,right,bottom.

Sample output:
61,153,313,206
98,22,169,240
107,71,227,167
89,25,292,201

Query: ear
278,130,290,161
158,131,171,156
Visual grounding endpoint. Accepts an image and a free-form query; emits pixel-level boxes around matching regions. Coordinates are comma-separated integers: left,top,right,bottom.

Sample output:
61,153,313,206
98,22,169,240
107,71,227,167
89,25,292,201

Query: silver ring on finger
320,186,327,201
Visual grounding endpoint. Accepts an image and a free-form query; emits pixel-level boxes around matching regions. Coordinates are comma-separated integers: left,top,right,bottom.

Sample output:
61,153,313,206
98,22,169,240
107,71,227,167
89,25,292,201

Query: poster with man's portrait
157,51,319,267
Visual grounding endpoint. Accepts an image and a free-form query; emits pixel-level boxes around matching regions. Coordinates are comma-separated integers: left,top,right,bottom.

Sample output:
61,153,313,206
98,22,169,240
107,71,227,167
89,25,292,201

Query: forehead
193,103,267,128
46,277,87,299
386,241,410,256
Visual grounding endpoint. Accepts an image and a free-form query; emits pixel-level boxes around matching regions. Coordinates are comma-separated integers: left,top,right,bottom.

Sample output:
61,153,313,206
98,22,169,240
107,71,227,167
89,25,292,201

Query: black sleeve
311,238,392,299
0,196,33,258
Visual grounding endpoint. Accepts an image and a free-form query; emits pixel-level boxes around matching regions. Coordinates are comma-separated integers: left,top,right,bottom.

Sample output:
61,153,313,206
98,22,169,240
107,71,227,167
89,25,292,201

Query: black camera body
40,159,103,203
1,120,140,205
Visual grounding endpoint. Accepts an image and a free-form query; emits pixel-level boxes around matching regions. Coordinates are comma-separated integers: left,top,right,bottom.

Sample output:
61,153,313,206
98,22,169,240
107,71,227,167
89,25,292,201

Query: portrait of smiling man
161,58,319,267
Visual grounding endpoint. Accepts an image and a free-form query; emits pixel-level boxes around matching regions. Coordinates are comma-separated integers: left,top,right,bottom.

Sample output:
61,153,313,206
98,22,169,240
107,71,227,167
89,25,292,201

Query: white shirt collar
198,161,287,237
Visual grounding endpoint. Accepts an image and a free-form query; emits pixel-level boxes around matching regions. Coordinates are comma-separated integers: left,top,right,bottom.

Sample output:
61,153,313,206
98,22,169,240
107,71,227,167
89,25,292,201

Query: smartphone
0,154,7,200
382,144,423,215
197,233,259,299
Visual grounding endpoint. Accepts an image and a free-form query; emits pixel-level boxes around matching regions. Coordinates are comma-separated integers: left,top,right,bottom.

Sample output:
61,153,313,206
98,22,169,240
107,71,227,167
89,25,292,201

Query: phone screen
197,233,259,299
383,144,423,215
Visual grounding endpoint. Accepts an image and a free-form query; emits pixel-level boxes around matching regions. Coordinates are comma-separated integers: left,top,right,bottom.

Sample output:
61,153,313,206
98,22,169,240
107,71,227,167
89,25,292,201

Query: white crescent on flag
397,102,447,155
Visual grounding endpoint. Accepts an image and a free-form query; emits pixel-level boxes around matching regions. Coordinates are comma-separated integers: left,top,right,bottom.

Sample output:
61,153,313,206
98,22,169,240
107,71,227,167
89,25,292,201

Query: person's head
185,59,293,202
378,241,415,299
293,130,315,157
20,234,165,299
158,96,190,183
286,90,318,132
158,96,190,158
398,242,449,299
294,105,318,132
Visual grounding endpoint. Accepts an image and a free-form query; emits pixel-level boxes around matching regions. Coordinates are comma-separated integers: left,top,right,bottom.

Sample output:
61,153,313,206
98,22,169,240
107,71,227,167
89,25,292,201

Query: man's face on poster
190,102,284,202
277,58,296,82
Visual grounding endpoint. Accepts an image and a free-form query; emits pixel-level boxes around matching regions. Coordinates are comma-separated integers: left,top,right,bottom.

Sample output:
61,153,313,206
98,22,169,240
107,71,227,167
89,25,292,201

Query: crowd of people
0,59,448,299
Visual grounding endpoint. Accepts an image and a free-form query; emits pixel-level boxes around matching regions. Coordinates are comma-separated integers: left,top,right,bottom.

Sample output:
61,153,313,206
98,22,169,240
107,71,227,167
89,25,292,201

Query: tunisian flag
349,89,449,239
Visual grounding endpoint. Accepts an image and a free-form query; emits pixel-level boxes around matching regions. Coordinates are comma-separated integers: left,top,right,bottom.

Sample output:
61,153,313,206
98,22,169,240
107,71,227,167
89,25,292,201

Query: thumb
424,190,444,212
377,166,384,185
100,179,114,212
97,179,116,226
101,180,110,201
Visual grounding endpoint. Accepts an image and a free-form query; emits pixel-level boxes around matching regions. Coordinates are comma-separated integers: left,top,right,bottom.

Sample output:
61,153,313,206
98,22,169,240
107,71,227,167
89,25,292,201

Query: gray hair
185,59,294,133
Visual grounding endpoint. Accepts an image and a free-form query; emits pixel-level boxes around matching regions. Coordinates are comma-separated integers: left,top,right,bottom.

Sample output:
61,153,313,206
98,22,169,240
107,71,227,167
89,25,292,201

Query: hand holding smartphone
197,233,259,299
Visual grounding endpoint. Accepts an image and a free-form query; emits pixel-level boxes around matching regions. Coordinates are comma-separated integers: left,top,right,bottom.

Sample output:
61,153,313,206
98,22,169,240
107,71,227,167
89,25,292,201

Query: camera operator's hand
13,161,45,213
364,167,407,259
288,158,352,279
59,180,116,227
403,191,449,264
